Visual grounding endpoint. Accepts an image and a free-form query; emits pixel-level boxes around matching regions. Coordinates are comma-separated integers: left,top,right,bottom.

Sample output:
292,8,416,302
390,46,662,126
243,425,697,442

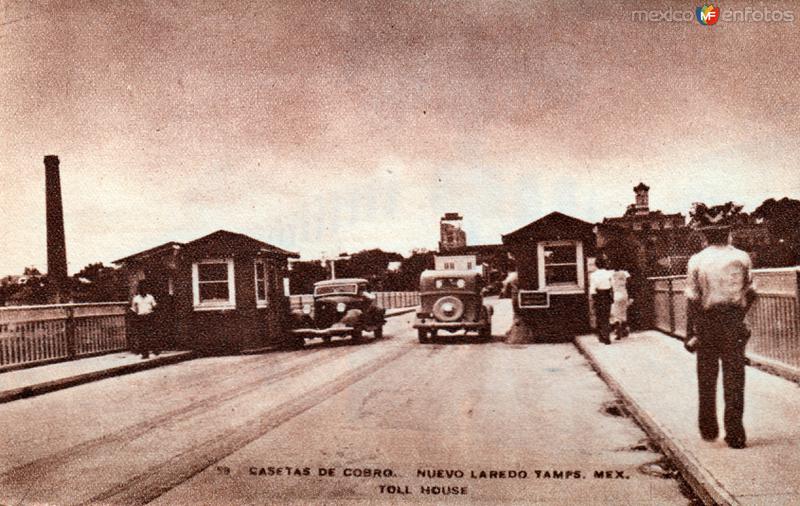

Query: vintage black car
413,270,493,343
288,278,386,347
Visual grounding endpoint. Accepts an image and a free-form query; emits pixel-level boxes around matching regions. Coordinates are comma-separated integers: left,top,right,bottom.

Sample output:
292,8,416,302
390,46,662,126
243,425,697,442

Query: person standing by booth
684,225,756,449
131,281,159,359
589,258,613,344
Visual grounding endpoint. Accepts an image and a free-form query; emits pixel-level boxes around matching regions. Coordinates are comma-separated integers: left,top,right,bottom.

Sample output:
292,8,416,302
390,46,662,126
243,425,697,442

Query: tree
75,262,107,283
3,277,49,305
752,197,800,266
688,201,749,228
71,263,128,302
753,197,800,241
23,266,42,277
395,249,435,291
336,249,404,287
288,260,329,294
1,266,46,305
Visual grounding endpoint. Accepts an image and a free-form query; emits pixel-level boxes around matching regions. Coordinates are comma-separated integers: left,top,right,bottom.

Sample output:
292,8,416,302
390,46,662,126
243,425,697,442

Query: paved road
0,300,691,505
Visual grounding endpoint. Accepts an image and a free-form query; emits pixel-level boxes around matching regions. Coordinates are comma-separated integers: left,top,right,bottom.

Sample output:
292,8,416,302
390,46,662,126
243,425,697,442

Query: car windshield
315,283,359,296
434,278,467,290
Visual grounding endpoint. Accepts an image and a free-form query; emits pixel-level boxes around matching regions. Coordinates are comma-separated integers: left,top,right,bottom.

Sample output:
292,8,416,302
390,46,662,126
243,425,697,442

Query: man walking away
684,225,756,449
589,258,613,345
131,281,158,359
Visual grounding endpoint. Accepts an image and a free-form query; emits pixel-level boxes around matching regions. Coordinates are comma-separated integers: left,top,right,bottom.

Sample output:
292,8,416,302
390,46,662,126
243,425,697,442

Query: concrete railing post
65,306,76,358
668,279,676,335
646,278,655,330
795,270,800,347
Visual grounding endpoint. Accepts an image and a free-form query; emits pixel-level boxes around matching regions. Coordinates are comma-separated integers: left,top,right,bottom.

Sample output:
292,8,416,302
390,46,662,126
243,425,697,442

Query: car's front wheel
417,328,428,343
351,326,364,343
374,325,383,340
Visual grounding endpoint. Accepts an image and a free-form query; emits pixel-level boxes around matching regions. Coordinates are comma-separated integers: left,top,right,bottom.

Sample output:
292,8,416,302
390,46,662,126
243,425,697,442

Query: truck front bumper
413,320,487,330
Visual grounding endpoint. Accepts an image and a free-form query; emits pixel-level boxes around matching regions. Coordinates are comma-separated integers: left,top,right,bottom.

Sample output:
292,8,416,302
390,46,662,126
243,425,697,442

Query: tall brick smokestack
44,155,68,300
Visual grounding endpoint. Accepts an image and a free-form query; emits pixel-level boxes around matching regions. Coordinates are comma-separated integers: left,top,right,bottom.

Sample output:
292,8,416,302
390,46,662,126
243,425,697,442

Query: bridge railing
0,302,128,370
289,291,420,311
2,292,423,370
375,291,421,309
648,267,800,375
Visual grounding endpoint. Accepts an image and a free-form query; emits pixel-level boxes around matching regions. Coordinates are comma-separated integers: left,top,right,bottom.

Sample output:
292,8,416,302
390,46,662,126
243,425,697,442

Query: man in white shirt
684,225,756,449
131,282,158,359
589,258,613,344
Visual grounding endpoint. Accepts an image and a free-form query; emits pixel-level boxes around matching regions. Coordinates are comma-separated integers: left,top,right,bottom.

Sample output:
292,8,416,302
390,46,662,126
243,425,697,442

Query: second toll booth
502,212,596,340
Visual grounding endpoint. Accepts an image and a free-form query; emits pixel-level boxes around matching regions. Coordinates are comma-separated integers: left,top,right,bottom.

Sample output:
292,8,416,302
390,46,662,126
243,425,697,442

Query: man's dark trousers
135,314,157,357
695,304,748,446
593,289,612,343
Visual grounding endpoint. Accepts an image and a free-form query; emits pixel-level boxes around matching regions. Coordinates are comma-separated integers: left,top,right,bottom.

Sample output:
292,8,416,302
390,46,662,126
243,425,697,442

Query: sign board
518,290,549,308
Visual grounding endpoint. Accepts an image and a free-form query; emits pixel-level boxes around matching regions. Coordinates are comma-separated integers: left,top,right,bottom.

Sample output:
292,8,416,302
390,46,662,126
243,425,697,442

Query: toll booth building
114,230,299,353
502,212,597,339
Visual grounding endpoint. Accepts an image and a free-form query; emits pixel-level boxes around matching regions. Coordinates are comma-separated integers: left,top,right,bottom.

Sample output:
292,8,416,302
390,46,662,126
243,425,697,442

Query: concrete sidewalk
0,350,194,404
576,331,800,505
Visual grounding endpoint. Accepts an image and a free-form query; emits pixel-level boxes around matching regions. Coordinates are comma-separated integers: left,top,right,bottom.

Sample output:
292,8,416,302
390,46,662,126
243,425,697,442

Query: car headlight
337,302,347,313
457,279,465,288
302,304,311,315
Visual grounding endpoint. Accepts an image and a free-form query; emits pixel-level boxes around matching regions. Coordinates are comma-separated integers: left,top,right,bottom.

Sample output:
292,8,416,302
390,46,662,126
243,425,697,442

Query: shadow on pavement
417,332,499,345
296,333,388,351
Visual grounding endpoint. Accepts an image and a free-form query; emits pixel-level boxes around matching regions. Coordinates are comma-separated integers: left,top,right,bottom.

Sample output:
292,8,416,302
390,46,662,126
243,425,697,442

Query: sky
1,0,799,275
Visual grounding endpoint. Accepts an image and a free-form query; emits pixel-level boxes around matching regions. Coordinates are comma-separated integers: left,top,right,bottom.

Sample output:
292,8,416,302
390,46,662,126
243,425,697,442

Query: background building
434,213,510,289
603,183,686,232
434,253,477,272
438,212,467,252
434,244,510,285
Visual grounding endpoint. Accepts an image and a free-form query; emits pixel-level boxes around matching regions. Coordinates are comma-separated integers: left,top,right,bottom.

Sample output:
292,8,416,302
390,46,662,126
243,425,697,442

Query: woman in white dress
610,269,631,340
